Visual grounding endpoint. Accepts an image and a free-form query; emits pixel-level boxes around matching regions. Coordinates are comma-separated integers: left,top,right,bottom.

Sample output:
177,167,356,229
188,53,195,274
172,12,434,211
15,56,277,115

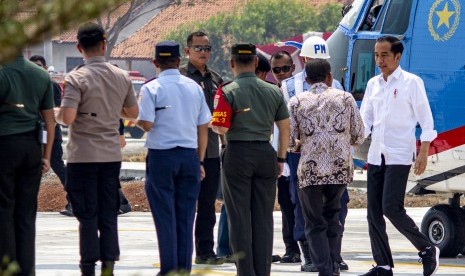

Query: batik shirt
288,83,365,188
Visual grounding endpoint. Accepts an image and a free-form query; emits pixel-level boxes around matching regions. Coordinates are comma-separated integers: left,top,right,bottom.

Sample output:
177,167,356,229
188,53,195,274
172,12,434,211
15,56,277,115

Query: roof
111,0,244,59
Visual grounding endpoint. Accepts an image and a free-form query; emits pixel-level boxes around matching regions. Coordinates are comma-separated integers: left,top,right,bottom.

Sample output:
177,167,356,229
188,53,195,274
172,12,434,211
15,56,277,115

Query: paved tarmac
35,208,465,276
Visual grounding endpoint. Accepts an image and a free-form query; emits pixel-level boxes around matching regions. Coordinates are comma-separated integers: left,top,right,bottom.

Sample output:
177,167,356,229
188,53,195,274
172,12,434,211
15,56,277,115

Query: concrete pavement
35,208,465,276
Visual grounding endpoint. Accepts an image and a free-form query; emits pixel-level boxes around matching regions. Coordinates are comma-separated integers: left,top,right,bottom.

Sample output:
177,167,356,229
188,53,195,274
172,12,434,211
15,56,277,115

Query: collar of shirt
310,82,329,94
235,72,256,79
377,65,402,85
84,56,106,65
301,70,311,91
187,62,211,77
158,68,181,77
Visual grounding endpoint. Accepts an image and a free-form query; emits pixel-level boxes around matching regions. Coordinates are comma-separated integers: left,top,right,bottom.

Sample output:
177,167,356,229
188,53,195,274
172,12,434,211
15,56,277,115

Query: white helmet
300,36,330,59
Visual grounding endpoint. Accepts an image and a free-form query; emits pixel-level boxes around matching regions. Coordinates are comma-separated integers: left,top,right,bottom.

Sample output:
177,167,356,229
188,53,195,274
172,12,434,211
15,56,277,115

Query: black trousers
195,157,221,257
298,184,346,276
277,175,299,255
367,156,432,267
0,131,42,276
223,142,278,276
66,162,121,271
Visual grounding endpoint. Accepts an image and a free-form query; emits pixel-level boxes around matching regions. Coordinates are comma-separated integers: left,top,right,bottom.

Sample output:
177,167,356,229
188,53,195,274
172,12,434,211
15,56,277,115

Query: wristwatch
277,157,286,163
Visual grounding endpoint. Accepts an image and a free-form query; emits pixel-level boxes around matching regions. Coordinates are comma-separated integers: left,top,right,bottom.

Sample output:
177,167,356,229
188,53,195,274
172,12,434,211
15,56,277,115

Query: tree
0,0,179,63
0,0,129,64
96,0,176,60
165,0,343,79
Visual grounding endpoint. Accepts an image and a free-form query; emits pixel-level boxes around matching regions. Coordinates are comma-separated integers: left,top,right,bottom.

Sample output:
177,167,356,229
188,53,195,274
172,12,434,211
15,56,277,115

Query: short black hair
156,56,179,69
376,36,404,55
187,31,208,46
256,53,271,73
270,50,293,64
77,22,106,52
305,59,331,84
30,55,46,66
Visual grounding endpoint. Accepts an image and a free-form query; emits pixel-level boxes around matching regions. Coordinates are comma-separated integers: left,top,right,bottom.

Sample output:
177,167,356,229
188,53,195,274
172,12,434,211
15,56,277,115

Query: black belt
228,140,269,144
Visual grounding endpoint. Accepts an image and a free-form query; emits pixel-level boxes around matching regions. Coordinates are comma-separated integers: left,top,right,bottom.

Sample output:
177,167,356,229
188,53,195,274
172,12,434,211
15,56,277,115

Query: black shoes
118,203,132,215
221,254,235,263
59,203,74,217
359,266,393,276
271,255,281,262
419,246,440,276
195,254,224,265
339,260,349,271
280,252,301,263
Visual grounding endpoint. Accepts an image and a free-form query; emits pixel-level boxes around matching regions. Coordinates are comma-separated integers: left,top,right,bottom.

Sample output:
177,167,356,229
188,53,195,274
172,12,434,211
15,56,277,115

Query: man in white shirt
359,36,439,276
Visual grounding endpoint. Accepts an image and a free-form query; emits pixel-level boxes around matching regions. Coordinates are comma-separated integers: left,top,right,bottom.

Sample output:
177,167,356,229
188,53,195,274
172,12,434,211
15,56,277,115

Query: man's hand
277,162,284,178
119,135,127,149
414,150,428,175
414,141,431,175
42,158,50,173
200,164,206,181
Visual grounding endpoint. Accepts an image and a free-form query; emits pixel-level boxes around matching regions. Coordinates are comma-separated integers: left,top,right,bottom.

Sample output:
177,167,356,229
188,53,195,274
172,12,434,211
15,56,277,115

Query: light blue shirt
138,69,212,149
282,70,343,100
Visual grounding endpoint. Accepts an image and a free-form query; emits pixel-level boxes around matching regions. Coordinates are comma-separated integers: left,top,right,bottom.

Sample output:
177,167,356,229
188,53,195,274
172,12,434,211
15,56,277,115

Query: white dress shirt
360,66,437,165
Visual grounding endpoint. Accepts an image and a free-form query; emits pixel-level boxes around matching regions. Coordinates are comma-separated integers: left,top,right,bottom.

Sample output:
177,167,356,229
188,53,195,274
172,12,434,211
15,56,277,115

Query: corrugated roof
111,0,245,59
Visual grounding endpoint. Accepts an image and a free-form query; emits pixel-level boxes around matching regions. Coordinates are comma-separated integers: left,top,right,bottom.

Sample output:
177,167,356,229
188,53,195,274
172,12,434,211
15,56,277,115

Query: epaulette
219,81,233,91
144,77,157,84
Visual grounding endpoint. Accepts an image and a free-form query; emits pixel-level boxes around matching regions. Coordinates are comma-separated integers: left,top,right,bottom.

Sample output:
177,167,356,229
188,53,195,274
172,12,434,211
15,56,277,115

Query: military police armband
212,86,232,128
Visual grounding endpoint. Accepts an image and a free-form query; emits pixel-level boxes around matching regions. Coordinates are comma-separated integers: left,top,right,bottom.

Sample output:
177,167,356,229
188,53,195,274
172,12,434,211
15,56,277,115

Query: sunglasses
191,45,212,52
272,65,292,74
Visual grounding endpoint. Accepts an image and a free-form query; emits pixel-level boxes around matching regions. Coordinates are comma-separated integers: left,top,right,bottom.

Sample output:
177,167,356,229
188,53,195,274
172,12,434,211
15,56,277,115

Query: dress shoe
195,254,224,265
118,203,132,215
272,255,281,262
339,260,349,271
280,252,301,263
59,203,74,217
221,255,235,263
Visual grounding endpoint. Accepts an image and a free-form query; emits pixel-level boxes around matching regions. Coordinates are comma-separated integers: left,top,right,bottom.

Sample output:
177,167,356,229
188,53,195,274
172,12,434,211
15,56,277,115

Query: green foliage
0,255,20,276
0,0,130,64
165,0,343,79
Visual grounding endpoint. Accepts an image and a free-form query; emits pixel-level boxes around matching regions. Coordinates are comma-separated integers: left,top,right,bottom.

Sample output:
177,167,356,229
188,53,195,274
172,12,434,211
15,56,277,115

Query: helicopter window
350,40,377,101
374,2,389,31
382,0,413,34
360,0,385,31
340,0,365,30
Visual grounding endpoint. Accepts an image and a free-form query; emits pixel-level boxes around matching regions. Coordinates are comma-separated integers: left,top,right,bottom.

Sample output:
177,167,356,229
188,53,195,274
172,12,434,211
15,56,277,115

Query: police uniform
281,70,350,269
0,55,54,275
212,44,289,276
138,41,211,276
61,23,138,275
179,61,224,261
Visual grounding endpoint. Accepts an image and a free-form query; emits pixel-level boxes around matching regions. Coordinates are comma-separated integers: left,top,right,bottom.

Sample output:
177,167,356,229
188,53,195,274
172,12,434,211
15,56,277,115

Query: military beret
231,43,256,55
77,22,106,45
257,53,271,72
155,41,180,58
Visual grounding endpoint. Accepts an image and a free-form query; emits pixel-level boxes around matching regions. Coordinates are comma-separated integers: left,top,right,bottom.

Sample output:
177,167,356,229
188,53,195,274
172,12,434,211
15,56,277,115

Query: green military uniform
0,56,54,135
220,44,289,276
0,55,54,275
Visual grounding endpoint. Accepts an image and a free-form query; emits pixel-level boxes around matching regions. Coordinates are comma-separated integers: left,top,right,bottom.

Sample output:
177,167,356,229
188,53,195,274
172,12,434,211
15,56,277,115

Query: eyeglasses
272,65,292,74
191,45,212,52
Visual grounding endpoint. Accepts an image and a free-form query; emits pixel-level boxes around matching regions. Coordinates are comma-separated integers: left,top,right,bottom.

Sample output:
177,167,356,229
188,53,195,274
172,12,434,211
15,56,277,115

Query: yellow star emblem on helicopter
436,2,455,28
428,0,461,41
